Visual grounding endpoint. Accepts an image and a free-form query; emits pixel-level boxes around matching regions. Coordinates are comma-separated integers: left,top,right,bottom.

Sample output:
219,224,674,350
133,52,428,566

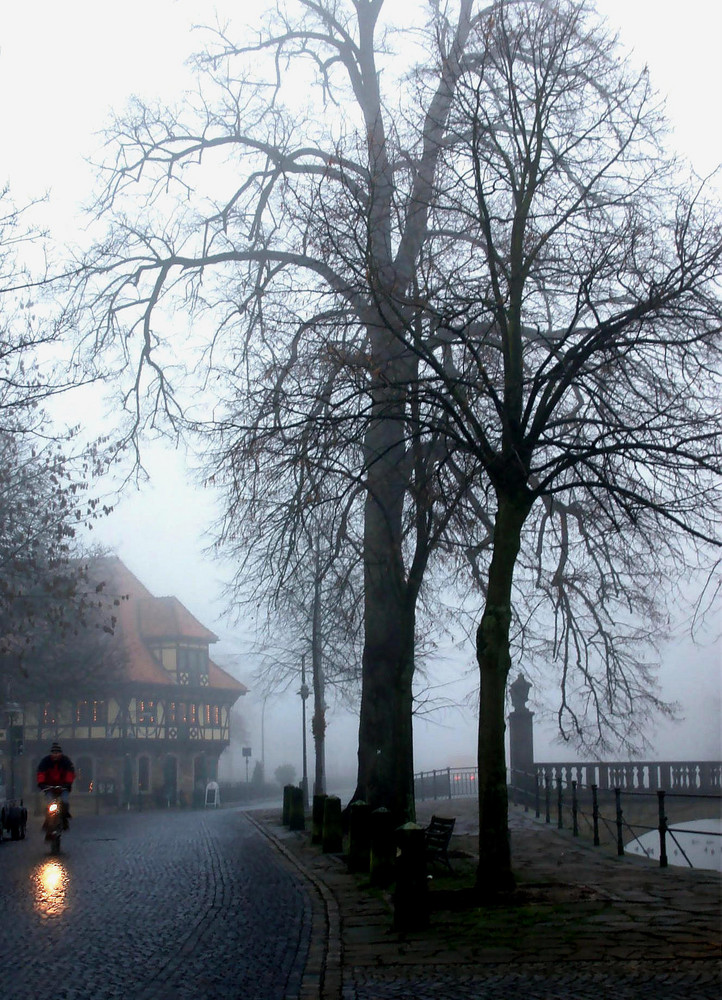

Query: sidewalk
250,798,722,1000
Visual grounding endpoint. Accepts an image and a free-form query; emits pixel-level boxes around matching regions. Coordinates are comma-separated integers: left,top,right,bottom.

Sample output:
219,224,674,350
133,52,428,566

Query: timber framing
8,557,247,809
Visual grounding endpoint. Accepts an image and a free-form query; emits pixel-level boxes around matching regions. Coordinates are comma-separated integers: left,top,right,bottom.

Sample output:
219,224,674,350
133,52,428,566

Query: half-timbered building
13,557,247,810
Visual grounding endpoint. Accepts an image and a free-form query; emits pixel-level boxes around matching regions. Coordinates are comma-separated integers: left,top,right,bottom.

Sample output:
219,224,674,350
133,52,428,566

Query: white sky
0,0,719,776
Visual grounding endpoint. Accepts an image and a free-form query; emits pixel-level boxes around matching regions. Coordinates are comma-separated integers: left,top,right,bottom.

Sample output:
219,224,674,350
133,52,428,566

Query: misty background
0,0,719,788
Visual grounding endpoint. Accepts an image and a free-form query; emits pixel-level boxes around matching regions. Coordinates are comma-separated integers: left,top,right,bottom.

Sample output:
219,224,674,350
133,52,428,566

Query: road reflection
32,859,69,918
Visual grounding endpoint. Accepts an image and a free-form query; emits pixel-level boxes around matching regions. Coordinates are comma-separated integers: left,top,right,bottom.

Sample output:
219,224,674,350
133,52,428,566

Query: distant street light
298,654,310,809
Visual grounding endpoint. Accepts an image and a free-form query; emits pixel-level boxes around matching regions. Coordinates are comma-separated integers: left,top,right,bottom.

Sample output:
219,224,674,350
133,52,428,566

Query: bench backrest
425,815,455,852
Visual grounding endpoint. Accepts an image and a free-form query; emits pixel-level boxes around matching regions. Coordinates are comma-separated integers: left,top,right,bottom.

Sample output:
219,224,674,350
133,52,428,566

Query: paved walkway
250,798,721,1000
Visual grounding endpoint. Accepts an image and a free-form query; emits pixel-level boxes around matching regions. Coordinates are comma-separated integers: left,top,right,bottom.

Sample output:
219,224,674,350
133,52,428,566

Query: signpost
242,746,252,784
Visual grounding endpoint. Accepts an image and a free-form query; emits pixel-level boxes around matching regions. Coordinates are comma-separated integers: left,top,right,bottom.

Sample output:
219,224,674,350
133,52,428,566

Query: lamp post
260,694,268,772
5,702,23,802
298,654,310,809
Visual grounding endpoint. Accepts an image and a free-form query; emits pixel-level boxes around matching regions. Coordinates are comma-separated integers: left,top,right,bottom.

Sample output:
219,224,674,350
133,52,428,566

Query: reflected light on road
33,860,69,918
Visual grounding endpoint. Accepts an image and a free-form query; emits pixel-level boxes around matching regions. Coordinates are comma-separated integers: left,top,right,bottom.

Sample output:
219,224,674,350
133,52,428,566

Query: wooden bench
424,814,456,872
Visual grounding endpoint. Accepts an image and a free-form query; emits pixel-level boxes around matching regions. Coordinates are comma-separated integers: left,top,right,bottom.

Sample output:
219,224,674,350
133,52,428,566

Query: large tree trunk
355,581,416,826
475,491,530,897
352,371,417,824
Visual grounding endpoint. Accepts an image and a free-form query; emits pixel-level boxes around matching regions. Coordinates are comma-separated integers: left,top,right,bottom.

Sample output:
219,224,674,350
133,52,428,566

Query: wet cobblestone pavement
0,807,311,1000
2,800,718,999
254,799,722,1000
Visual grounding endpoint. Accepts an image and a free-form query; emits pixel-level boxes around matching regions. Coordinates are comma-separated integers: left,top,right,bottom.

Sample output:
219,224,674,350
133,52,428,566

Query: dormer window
177,646,209,687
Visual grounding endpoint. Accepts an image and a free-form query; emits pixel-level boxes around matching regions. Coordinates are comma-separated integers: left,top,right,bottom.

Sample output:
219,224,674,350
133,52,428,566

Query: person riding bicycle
37,743,75,829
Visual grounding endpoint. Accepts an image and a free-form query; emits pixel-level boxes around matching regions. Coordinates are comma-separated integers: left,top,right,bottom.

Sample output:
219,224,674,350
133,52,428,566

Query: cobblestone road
0,807,312,1000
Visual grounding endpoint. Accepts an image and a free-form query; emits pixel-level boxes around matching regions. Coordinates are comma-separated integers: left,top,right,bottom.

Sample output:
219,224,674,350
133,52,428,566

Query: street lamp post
298,654,310,809
4,702,23,802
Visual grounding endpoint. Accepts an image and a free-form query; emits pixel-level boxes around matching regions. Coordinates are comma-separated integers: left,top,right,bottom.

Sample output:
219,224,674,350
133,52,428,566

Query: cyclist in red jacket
37,742,75,829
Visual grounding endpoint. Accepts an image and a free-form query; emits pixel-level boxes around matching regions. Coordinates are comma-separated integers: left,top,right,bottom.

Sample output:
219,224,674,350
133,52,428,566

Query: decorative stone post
508,673,535,808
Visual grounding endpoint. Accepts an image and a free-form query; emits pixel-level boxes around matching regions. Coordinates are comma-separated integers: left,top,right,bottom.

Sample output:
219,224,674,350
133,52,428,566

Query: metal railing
414,761,722,871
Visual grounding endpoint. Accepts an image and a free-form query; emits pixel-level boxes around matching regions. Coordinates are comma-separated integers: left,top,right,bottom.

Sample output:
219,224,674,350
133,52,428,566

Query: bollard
322,795,343,853
393,823,429,932
312,793,328,845
282,784,294,826
348,800,372,873
289,785,306,831
369,807,395,887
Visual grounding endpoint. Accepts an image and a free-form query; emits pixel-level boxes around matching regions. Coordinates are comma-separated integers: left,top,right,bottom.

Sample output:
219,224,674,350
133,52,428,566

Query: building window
77,700,107,726
167,702,177,725
189,703,198,725
138,700,156,724
138,756,150,793
43,704,56,726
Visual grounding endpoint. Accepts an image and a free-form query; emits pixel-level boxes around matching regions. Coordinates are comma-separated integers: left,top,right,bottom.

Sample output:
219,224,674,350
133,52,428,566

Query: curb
247,813,343,1000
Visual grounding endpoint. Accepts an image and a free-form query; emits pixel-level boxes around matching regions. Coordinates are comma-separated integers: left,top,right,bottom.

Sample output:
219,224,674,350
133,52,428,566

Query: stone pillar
508,672,535,808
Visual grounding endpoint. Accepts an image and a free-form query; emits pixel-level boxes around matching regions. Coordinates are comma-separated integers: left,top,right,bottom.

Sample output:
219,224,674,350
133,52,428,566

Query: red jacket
37,754,75,791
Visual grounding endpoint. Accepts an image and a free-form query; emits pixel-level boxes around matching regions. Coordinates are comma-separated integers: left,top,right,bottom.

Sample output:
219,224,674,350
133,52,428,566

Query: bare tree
73,0,487,823
369,0,721,893
0,187,122,700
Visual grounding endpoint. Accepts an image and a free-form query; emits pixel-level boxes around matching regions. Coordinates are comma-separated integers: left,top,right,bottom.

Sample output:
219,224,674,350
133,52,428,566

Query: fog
87,446,720,789
0,1,719,785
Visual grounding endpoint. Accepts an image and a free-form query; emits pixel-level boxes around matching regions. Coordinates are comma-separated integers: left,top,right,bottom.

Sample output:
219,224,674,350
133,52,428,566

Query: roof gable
90,557,246,694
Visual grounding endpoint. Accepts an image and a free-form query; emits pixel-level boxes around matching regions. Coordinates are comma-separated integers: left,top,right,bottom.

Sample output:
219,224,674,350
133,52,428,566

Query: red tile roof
136,596,219,643
91,557,247,695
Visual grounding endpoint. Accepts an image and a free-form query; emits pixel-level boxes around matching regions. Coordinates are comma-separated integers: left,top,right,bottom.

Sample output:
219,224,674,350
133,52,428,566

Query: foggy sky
0,0,719,781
